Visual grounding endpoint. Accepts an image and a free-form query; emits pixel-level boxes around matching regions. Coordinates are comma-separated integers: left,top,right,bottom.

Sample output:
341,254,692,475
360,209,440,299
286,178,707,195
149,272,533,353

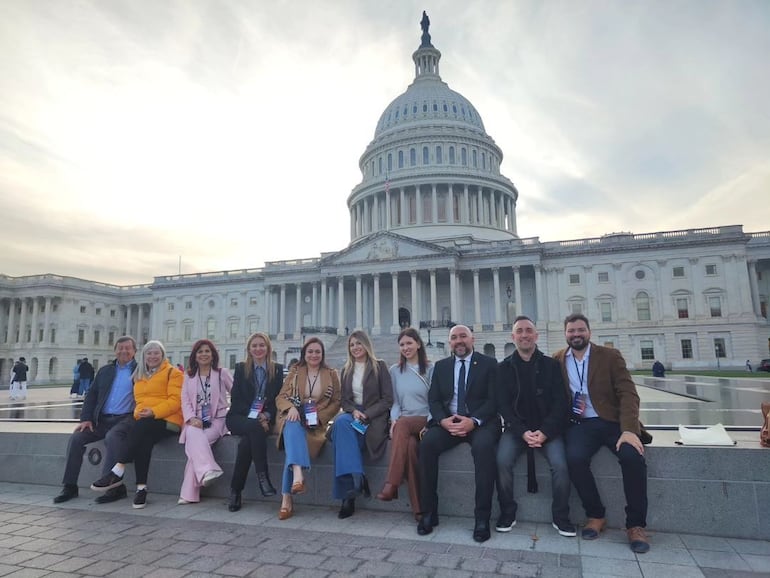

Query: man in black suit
417,324,500,542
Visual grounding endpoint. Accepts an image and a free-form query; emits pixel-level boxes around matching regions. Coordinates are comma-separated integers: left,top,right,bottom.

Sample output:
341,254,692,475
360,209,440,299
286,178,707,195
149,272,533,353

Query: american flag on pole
385,173,390,194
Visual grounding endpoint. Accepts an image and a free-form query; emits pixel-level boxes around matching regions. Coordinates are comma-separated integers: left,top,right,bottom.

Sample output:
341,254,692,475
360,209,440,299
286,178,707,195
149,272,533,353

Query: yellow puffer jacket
133,359,184,427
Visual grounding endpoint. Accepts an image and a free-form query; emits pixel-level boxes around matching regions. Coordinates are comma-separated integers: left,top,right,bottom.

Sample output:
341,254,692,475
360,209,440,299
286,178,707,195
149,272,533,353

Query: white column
312,282,318,326
385,190,391,229
430,269,438,322
337,277,345,335
43,297,51,343
295,284,302,335
473,269,482,330
126,305,132,338
30,298,40,343
279,285,286,338
514,266,522,318
534,265,545,324
449,269,458,322
410,270,418,326
18,299,27,343
492,268,502,330
399,188,406,226
463,184,470,224
373,195,379,231
431,184,438,224
415,187,422,225
372,274,381,335
355,276,363,328
748,260,762,316
136,305,144,344
320,279,327,326
7,299,16,343
391,273,400,333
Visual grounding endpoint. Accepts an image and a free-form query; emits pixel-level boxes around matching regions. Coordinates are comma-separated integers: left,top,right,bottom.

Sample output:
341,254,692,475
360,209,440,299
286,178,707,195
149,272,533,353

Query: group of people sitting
53,312,651,553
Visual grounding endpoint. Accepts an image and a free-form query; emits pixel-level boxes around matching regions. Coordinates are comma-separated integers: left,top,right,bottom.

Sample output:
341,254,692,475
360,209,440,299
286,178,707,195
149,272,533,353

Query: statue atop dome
420,11,432,47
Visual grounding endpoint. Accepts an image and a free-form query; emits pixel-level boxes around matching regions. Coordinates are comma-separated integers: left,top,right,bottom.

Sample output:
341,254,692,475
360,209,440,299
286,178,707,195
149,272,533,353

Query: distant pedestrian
651,361,665,378
71,359,81,399
10,357,29,401
746,360,752,372
78,357,95,397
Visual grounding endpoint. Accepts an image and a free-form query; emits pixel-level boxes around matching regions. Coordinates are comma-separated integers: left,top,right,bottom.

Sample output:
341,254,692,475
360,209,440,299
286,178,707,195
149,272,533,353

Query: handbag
761,402,770,448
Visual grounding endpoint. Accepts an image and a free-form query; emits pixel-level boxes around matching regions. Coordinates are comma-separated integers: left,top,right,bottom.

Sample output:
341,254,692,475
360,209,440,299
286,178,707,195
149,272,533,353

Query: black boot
228,490,242,512
361,475,371,498
338,498,355,519
258,471,276,497
53,484,78,504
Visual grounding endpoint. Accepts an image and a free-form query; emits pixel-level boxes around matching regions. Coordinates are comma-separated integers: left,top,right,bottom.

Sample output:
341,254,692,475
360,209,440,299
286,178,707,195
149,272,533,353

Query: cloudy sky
1,0,768,285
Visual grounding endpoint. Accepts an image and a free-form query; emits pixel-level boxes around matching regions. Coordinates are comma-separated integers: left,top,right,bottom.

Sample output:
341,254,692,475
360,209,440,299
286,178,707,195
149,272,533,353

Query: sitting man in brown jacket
552,313,650,554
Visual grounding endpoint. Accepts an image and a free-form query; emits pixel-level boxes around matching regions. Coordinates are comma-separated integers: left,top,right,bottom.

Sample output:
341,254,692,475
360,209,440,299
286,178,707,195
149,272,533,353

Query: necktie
457,359,467,415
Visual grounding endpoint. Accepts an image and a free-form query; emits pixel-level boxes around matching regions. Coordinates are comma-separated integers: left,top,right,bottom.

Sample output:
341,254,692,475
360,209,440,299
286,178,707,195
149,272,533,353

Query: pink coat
179,368,233,444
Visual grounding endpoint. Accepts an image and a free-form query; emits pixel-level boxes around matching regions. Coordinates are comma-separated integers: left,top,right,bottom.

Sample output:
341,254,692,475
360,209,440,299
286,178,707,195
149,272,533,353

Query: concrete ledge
0,428,767,540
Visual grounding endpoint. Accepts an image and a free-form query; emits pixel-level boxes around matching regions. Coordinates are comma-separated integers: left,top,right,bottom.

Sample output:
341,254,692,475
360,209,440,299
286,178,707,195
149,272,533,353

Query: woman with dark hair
377,327,433,519
331,330,393,518
226,332,283,512
91,340,183,509
274,337,341,520
177,339,233,504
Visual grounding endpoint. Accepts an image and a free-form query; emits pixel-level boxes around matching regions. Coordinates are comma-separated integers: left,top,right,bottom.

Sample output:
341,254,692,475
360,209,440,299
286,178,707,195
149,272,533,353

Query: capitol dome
347,13,519,246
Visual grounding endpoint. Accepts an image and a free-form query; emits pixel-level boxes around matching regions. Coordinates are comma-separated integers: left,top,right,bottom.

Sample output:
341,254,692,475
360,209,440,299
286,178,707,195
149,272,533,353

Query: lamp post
715,343,720,370
426,328,432,346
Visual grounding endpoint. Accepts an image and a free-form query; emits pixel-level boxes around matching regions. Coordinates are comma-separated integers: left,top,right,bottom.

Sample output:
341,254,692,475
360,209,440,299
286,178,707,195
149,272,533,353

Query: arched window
387,153,393,172
378,157,383,175
206,318,216,339
422,146,429,165
636,292,651,321
472,149,478,167
461,148,467,166
436,146,442,164
398,150,404,169
449,146,455,164
410,148,416,167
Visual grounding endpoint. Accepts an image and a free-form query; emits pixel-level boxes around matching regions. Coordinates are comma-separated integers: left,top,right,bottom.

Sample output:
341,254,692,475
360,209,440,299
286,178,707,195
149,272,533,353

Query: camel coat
275,365,341,459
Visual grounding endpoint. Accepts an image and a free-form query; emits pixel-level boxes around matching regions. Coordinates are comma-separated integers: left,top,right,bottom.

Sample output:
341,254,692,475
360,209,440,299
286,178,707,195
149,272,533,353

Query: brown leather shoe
278,506,293,520
581,517,606,540
290,480,306,495
376,483,399,501
627,526,650,553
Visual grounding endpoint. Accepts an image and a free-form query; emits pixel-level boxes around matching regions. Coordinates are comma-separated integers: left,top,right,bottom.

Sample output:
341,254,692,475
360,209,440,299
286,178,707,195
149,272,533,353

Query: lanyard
572,356,586,394
197,373,211,405
306,370,320,399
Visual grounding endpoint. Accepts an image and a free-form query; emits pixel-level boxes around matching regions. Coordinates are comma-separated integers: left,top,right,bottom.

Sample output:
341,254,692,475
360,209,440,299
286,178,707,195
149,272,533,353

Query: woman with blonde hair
91,340,183,509
377,327,433,520
274,337,341,520
330,330,393,518
225,332,283,512
178,339,233,504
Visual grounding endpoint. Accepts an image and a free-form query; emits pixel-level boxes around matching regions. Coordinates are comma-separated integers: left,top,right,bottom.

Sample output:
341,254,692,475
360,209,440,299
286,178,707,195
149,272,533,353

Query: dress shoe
257,471,277,497
290,480,306,495
53,484,78,504
417,512,435,536
338,498,355,519
473,519,491,543
278,506,293,520
376,482,398,501
90,471,124,492
581,517,606,540
202,470,223,487
627,526,650,553
95,485,127,504
228,491,242,512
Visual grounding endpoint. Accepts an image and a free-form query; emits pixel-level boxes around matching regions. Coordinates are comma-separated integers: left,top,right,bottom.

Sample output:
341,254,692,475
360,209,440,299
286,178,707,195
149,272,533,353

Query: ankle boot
258,471,276,497
376,482,398,501
228,491,242,512
338,498,355,519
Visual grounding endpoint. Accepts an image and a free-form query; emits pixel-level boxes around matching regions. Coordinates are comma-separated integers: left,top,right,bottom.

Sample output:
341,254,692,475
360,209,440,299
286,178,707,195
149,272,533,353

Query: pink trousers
179,418,227,502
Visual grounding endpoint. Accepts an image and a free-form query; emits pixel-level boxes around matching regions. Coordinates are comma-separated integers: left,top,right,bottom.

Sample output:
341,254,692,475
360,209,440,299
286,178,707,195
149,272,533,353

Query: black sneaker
132,489,147,509
495,515,517,532
552,520,577,537
90,471,124,492
95,485,127,504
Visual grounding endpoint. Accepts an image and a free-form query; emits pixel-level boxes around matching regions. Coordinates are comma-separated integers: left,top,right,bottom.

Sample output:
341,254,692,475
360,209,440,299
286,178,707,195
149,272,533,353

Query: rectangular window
249,297,258,306
95,308,102,315
185,301,193,310
673,266,685,278
229,322,238,339
570,303,583,314
705,264,717,275
640,340,655,361
108,331,115,346
50,328,56,343
713,338,726,358
569,274,580,285
677,298,689,319
80,306,86,314
230,298,238,307
681,339,693,359
168,303,175,311
78,329,85,344
229,354,237,370
166,326,174,342
598,271,609,283
38,329,44,342
603,341,615,349
93,330,100,345
184,325,193,341
183,356,190,369
110,309,115,317
709,296,722,317
249,320,258,333
600,302,612,322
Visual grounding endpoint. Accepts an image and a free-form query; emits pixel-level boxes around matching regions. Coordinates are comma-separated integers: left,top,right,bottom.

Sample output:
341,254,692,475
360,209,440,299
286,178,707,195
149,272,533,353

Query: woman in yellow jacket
91,340,183,508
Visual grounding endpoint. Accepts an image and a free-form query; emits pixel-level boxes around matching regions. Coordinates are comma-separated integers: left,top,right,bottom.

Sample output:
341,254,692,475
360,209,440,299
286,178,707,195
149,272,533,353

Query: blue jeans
565,418,647,529
331,413,366,500
496,431,571,523
281,420,310,495
79,378,92,396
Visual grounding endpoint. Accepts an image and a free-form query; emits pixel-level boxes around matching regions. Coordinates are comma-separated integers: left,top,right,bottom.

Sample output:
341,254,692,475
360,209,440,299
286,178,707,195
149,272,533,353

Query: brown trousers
385,415,428,515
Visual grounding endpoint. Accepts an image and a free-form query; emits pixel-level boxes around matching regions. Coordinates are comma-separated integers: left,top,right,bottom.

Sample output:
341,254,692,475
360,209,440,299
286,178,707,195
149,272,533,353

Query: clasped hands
440,414,476,436
522,429,547,447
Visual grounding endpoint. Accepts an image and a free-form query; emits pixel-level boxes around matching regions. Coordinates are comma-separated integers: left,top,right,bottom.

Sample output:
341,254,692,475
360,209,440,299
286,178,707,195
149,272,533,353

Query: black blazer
227,362,283,425
428,351,498,426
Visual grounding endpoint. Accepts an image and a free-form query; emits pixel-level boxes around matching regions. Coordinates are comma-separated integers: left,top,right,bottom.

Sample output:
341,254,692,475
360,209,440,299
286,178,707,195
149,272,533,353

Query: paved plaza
0,482,769,577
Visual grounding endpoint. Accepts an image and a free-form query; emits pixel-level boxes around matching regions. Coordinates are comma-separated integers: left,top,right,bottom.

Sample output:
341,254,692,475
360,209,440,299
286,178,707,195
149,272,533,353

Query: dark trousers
116,418,176,486
227,414,269,492
62,414,134,486
419,422,499,521
565,417,648,529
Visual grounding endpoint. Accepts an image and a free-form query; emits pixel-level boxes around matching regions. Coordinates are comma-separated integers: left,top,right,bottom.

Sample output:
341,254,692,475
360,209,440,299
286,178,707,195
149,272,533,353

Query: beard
568,336,588,351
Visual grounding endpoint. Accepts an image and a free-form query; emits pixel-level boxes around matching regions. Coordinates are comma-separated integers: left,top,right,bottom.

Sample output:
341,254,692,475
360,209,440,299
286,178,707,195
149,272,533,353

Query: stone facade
2,22,769,383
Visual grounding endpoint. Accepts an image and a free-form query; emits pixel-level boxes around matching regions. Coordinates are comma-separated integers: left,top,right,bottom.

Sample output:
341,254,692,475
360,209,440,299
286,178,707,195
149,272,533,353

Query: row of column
268,265,539,337
350,183,515,239
3,297,54,344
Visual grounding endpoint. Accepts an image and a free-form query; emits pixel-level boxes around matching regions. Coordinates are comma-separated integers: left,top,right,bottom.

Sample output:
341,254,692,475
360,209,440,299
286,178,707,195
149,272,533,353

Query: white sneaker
177,498,192,505
70,393,78,399
202,470,224,487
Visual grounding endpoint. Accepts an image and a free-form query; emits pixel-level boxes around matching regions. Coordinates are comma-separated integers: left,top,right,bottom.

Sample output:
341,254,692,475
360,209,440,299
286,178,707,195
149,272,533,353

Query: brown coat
552,342,641,435
275,365,341,459
340,359,394,461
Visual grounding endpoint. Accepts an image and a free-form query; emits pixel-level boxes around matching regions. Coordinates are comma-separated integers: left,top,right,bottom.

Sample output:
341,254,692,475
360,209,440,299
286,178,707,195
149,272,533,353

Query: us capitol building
2,17,769,382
